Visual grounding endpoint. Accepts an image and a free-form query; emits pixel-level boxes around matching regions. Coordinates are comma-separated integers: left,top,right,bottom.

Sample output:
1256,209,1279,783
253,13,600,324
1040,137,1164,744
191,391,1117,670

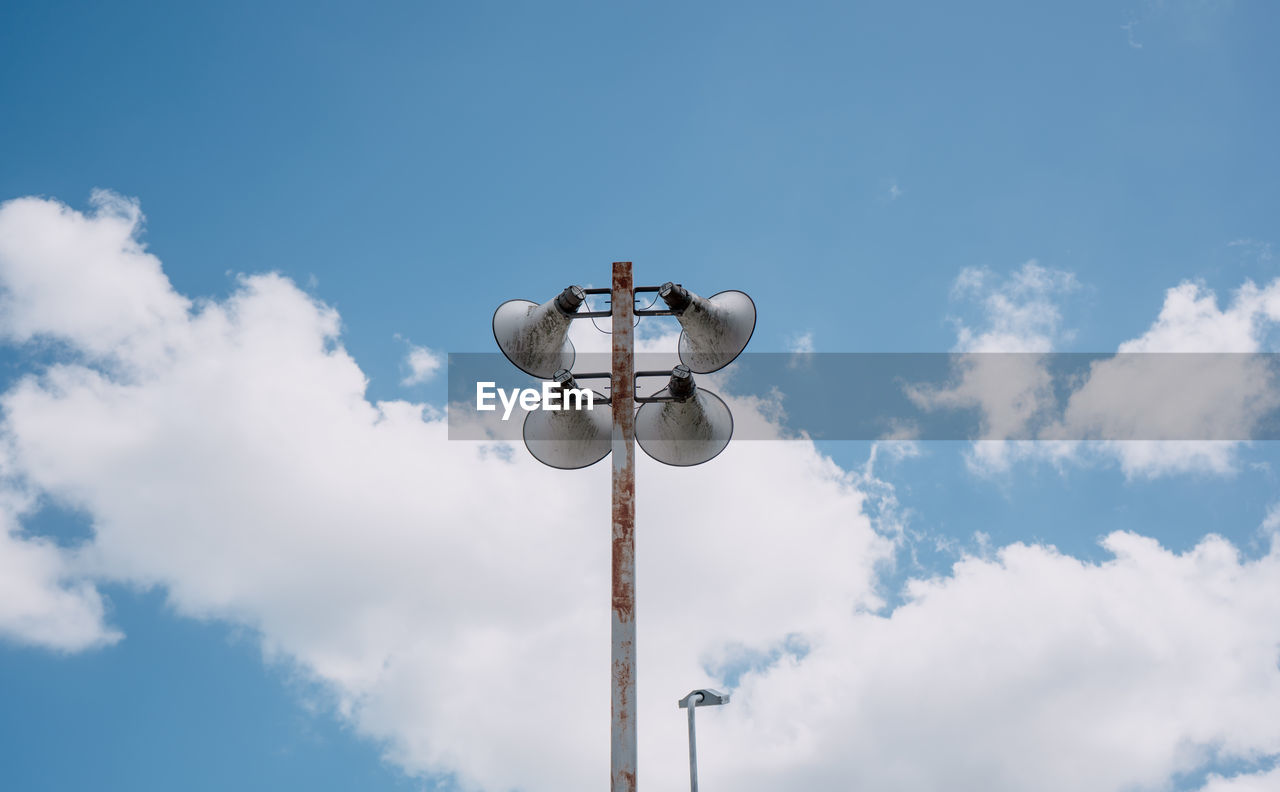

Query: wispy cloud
1228,237,1274,263
787,330,815,368
1121,19,1144,48
788,331,814,355
1120,0,1238,49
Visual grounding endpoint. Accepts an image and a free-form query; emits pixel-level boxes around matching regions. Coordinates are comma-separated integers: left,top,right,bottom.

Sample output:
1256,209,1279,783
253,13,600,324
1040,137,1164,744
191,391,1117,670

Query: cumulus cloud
0,193,890,790
1120,280,1280,354
707,531,1280,792
3,194,1280,791
948,261,1078,354
0,485,121,651
1264,504,1280,537
912,262,1077,472
918,264,1280,478
399,341,442,386
1199,766,1280,792
0,190,190,371
1058,278,1280,477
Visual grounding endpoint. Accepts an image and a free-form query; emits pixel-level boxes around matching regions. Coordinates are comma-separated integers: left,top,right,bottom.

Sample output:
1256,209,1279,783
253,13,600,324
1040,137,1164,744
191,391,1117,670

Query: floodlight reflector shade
675,289,757,374
523,391,611,469
636,388,733,466
493,294,579,378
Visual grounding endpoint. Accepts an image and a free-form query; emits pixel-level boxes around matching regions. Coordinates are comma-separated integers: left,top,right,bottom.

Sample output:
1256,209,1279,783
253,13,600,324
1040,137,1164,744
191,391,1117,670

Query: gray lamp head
493,286,585,378
636,368,733,467
522,368,611,469
679,688,730,708
658,284,756,374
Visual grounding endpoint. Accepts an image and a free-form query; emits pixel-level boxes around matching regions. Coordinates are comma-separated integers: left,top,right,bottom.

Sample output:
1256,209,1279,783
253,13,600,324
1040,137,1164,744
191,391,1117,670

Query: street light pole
678,689,730,792
610,261,638,792
686,694,700,792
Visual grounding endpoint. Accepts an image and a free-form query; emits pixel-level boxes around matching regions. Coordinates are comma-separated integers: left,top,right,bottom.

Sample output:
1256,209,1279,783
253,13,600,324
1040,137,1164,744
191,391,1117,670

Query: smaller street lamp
678,688,730,792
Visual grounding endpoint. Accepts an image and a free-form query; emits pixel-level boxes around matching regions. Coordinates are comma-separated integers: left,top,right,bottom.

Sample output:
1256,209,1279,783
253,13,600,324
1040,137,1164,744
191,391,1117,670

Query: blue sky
2,2,1280,790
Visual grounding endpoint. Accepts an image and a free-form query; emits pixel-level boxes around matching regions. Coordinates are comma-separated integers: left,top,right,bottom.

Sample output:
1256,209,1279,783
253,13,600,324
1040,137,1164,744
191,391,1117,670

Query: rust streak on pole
610,261,637,792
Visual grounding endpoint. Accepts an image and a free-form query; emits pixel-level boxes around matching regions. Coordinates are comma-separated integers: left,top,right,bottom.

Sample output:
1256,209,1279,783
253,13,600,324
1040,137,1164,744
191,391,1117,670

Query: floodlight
659,282,756,374
523,369,611,469
635,366,733,466
493,285,585,378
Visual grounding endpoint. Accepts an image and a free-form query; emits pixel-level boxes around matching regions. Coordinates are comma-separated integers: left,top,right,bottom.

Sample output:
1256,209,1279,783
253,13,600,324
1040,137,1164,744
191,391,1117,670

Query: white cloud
0,486,121,652
920,266,1280,478
1124,0,1239,49
1198,766,1280,792
0,190,190,372
399,342,442,386
3,194,1280,791
1229,238,1274,264
0,194,890,790
1264,503,1280,537
948,261,1078,354
1118,279,1280,354
787,330,815,369
788,331,814,355
1059,278,1280,477
706,531,1280,792
1121,20,1144,49
912,262,1077,473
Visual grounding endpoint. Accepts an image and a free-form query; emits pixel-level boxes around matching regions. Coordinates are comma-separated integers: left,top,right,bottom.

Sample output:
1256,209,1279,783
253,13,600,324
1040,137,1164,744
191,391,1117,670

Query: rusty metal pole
610,261,637,792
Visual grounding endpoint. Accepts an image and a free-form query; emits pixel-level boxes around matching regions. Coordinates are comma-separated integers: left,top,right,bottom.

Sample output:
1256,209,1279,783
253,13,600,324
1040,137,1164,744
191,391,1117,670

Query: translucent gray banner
447,353,1280,442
